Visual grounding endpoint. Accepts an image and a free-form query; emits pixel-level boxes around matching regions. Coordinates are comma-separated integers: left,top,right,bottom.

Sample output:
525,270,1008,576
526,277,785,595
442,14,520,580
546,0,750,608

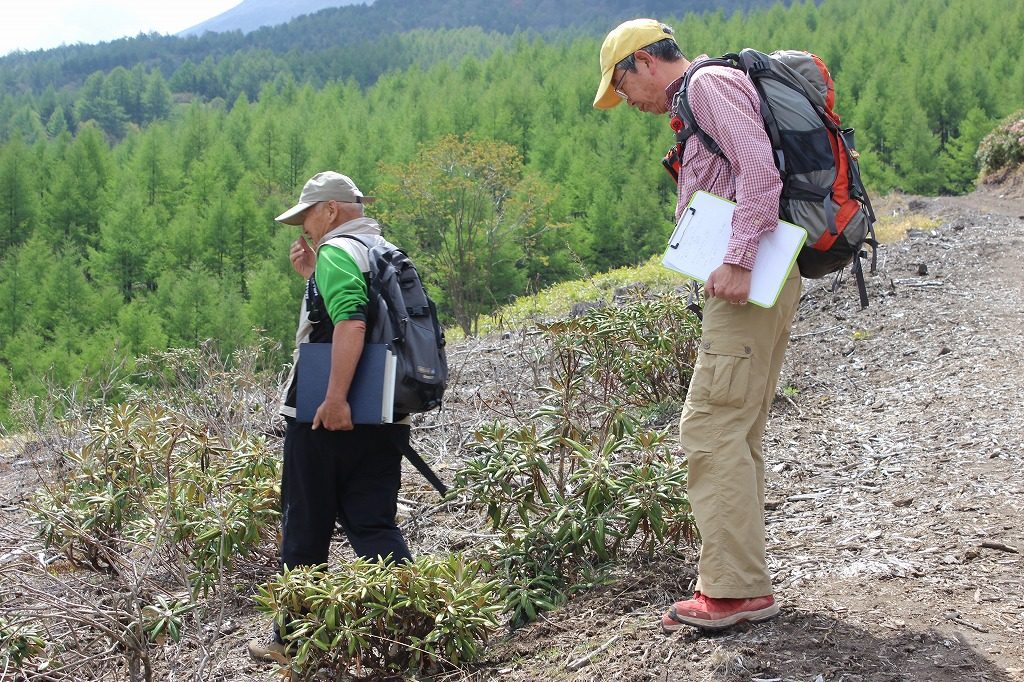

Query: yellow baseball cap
593,18,676,109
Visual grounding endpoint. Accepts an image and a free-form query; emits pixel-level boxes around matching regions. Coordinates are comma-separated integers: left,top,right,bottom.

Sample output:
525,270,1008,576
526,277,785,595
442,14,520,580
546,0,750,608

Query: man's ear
634,50,655,72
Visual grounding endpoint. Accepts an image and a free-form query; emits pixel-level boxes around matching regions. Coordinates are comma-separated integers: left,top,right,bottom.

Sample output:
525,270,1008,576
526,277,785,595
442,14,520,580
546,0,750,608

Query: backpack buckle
747,59,771,76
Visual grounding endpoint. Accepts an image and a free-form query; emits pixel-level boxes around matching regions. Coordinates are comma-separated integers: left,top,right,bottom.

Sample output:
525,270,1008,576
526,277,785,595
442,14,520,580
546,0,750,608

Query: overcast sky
0,1,243,57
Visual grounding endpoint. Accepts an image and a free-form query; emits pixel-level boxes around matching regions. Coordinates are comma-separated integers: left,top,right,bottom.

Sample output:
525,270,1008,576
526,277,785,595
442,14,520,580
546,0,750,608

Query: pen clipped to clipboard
662,191,806,308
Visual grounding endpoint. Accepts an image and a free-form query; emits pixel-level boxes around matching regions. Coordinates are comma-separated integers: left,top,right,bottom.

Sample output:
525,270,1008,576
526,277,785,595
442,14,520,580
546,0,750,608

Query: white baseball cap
275,171,376,225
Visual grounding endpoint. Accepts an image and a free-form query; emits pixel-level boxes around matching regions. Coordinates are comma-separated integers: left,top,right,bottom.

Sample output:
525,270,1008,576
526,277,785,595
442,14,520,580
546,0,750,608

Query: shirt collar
664,55,711,110
317,217,381,248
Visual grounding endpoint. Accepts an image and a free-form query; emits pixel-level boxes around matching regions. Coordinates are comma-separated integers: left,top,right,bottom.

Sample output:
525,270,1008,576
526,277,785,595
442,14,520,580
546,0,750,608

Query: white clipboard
662,191,806,308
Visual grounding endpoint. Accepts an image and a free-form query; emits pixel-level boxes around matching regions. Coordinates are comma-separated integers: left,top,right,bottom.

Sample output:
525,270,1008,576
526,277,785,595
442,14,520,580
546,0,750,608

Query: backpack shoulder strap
322,233,376,274
394,438,448,497
331,232,375,254
671,54,742,160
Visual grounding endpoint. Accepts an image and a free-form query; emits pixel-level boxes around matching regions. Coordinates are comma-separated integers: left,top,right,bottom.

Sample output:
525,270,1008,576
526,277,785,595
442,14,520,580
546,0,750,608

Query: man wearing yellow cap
595,19,801,632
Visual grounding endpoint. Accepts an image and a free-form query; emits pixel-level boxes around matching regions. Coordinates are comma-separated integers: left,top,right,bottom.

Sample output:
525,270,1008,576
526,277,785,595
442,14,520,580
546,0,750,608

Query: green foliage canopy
0,0,1022,424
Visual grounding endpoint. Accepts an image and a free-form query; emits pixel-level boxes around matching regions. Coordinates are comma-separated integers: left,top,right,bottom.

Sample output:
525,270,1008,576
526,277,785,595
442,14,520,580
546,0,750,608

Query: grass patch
870,192,942,244
873,212,941,244
448,257,689,339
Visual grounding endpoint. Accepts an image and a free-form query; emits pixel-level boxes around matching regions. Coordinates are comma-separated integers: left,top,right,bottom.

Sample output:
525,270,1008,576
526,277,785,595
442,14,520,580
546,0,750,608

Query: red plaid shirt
670,56,782,270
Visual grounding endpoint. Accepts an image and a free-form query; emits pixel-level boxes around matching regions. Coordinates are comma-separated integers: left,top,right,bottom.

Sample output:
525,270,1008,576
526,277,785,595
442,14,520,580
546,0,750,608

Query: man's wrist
323,390,348,403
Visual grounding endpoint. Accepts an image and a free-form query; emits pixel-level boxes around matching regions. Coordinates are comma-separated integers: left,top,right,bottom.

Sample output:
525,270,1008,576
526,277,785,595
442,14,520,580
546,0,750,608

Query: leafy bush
254,556,501,678
453,293,700,625
3,344,283,681
463,422,695,625
0,616,47,671
540,291,701,408
29,401,279,595
976,109,1024,174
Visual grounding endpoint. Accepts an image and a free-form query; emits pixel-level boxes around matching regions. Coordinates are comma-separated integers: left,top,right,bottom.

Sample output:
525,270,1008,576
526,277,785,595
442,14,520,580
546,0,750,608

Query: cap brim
593,68,624,109
358,195,377,204
275,201,314,225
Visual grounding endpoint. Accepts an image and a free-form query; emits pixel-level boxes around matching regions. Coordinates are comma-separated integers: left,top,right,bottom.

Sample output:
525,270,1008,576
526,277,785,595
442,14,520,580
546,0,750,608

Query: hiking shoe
661,592,780,632
248,634,290,665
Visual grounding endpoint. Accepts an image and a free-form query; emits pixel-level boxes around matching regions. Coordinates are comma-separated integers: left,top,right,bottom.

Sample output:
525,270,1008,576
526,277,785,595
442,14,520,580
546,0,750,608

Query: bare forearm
312,319,366,431
325,320,366,403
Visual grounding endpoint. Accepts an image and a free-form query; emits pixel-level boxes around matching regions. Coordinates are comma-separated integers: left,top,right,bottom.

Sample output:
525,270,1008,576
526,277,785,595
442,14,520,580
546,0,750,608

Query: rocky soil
1,186,1022,682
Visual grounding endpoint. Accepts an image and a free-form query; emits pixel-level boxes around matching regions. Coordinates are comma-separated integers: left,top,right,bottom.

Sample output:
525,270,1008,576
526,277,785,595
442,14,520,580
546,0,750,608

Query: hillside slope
1,188,1021,680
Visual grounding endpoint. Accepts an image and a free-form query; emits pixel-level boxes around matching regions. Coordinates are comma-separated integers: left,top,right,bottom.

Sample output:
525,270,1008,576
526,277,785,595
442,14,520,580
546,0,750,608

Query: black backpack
666,49,878,307
336,234,448,415
311,234,449,496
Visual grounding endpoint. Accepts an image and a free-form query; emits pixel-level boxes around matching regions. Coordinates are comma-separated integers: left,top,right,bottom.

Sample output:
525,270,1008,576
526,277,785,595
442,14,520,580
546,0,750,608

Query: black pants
280,419,413,568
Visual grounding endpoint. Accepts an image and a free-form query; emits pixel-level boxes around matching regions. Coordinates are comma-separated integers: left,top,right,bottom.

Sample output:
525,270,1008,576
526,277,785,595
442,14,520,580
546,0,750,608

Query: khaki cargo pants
679,269,801,598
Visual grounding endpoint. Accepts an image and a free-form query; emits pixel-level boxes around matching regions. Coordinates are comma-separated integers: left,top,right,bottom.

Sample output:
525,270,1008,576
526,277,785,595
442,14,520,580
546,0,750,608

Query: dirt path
754,192,1024,681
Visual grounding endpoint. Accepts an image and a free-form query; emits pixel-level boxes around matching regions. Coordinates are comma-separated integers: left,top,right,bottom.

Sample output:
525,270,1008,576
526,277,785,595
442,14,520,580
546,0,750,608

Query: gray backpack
339,234,448,416
669,49,878,306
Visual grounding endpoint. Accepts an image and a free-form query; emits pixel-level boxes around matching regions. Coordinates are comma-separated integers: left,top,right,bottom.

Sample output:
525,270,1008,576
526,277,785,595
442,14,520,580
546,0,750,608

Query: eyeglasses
613,68,630,100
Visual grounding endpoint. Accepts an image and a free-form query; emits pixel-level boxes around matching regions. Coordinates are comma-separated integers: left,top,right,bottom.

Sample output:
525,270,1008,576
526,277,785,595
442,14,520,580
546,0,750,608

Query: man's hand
312,398,353,431
705,263,752,305
290,237,316,279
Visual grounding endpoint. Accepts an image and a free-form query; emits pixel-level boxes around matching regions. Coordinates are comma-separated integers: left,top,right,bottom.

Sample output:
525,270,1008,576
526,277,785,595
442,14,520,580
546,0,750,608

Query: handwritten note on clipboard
662,191,807,308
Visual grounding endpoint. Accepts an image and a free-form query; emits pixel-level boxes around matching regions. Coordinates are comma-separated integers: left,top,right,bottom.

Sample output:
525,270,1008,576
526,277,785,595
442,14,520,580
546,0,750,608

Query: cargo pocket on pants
700,339,752,408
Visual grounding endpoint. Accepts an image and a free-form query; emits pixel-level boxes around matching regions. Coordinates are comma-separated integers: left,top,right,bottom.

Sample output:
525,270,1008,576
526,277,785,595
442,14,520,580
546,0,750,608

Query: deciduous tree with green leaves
379,135,554,335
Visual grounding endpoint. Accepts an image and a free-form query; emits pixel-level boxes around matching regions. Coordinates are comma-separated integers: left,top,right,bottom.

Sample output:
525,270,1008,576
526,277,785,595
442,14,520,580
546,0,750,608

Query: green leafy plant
453,293,700,625
29,401,279,595
140,596,195,645
457,421,694,626
541,291,701,410
0,616,47,671
254,555,502,678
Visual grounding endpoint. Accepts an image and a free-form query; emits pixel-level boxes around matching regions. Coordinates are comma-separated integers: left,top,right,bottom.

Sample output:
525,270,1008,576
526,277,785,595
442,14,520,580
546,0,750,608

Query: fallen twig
566,634,621,671
946,614,990,633
782,393,803,417
979,541,1019,554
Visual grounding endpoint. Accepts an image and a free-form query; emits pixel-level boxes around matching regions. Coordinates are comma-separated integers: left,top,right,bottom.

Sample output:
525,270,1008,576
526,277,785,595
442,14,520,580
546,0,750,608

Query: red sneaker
661,592,780,632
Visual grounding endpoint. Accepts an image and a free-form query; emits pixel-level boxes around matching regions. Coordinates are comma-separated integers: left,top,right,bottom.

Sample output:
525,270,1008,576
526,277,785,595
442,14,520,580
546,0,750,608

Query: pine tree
45,107,69,138
89,191,157,302
243,255,301,354
45,123,112,248
142,71,174,123
75,72,128,139
129,124,179,212
0,234,49,340
0,139,39,257
939,108,995,194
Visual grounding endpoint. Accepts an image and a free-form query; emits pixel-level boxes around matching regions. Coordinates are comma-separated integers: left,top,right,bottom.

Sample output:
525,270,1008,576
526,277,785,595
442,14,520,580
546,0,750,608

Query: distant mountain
0,0,788,96
180,0,374,37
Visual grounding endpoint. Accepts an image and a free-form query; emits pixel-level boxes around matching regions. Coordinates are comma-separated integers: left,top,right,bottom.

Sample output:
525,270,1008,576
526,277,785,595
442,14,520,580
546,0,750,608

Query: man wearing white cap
595,20,801,632
249,171,412,665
